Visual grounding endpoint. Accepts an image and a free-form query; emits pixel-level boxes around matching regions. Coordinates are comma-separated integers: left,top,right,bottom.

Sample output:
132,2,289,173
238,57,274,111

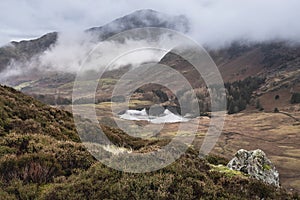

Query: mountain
0,84,296,199
0,9,299,198
0,9,188,73
0,8,298,117
88,9,189,39
210,41,300,82
158,41,300,84
158,41,300,112
0,32,57,72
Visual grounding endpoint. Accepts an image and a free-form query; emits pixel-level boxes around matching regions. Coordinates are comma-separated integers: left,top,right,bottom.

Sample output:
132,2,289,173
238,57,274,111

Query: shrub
0,153,62,184
5,180,39,200
205,154,229,165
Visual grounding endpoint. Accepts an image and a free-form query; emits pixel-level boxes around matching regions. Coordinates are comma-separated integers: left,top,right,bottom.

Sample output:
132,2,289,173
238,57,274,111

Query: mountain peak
88,9,189,37
130,9,159,15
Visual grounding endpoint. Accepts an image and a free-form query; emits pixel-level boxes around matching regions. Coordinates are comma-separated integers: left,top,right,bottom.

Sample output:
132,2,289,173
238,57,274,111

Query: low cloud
1,0,300,81
0,0,300,47
0,30,180,79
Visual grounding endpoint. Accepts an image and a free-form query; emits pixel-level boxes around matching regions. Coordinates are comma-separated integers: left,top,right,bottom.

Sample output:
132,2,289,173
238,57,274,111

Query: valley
0,7,299,199
59,99,300,192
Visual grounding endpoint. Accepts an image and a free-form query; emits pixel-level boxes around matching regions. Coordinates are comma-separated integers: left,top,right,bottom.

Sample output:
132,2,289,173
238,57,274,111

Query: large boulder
227,149,280,187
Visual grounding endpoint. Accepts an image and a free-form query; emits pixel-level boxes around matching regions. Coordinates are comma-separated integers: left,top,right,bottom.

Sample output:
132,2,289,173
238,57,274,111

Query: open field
98,108,300,192
210,111,300,192
60,101,300,192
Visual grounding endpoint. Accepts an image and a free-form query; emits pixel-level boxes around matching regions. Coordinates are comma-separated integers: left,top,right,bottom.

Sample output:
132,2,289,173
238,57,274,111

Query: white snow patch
119,108,189,124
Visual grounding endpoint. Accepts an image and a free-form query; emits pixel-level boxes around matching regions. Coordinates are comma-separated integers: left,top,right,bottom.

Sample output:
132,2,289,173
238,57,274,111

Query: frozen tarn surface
119,108,149,121
119,108,190,124
150,109,189,124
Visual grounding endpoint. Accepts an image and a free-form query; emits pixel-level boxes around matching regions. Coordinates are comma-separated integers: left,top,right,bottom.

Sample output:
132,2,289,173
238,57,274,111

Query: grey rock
227,149,280,187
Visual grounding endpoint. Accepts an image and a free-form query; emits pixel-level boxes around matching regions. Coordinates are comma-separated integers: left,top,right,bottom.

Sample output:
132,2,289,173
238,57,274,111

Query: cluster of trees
174,76,265,115
225,77,265,114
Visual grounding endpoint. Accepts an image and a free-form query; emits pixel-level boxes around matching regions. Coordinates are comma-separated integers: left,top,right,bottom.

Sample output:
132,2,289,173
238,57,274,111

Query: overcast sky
1,0,300,47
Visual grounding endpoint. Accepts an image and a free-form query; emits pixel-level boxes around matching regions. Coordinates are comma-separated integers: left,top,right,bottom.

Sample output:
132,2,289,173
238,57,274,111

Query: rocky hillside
158,41,300,84
0,84,297,199
209,41,300,82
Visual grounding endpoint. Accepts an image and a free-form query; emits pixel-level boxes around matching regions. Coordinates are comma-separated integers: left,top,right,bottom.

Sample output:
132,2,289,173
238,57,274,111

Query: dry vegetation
0,85,298,199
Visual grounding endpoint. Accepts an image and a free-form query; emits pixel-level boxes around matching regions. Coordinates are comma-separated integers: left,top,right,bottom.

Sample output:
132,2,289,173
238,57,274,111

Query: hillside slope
0,84,297,199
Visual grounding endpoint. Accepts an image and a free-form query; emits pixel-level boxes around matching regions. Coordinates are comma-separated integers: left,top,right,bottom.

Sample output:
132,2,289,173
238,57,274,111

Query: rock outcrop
227,149,280,187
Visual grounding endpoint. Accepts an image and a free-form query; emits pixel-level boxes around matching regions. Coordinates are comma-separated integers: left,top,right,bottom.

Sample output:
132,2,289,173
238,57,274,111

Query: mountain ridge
0,9,189,73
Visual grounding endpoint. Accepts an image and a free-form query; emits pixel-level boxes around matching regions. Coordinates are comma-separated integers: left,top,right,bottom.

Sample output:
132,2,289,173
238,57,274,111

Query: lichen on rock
227,149,280,187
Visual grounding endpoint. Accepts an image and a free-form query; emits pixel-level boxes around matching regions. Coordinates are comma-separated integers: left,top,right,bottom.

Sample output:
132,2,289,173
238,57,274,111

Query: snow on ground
119,108,189,124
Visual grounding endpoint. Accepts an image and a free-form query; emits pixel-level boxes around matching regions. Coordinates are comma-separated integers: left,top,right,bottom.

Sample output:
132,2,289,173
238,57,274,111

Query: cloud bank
0,0,299,81
0,0,300,47
0,30,180,80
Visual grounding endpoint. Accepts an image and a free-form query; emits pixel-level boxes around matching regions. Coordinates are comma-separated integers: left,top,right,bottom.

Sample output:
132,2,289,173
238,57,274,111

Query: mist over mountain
1,8,300,82
0,4,300,198
0,9,190,80
88,9,189,39
1,9,299,108
2,0,300,46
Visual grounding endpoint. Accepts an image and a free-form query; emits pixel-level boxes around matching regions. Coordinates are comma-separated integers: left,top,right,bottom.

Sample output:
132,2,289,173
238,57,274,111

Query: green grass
209,164,247,178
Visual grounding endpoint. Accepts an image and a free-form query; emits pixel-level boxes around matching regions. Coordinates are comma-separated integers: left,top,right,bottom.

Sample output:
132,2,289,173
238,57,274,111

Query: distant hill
209,41,300,82
157,41,300,112
159,41,300,83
